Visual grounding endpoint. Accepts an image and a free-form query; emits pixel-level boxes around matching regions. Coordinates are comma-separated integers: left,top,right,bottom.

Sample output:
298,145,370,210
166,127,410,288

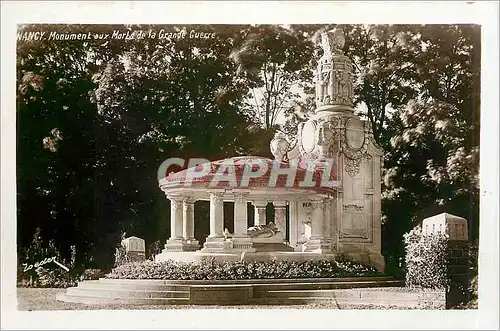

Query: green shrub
105,257,382,281
114,232,131,267
148,240,163,260
35,267,78,288
19,228,61,284
79,268,106,281
403,227,449,289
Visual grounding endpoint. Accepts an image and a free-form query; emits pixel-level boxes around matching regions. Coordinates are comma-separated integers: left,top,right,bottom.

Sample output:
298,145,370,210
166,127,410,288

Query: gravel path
16,288,418,310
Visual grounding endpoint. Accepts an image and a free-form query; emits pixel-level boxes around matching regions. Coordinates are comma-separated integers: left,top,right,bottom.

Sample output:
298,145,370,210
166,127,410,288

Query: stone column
273,201,287,242
232,193,255,252
233,194,248,237
253,201,267,226
202,192,229,251
165,196,186,251
305,198,331,253
310,199,324,239
323,197,334,249
209,192,224,238
288,200,299,248
182,197,199,251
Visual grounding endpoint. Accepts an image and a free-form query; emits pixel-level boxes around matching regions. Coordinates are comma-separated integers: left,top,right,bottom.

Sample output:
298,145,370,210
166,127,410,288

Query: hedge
105,258,382,280
403,227,449,289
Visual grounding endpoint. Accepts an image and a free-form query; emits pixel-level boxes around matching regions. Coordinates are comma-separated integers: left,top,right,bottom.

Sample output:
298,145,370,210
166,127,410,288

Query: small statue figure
223,228,232,239
270,132,290,160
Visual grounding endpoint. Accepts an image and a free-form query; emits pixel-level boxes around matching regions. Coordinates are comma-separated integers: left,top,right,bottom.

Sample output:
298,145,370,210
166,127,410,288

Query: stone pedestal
121,236,146,262
164,238,187,252
202,237,233,252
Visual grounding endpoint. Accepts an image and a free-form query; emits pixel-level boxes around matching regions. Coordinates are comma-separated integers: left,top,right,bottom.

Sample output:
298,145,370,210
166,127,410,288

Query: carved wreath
340,118,369,177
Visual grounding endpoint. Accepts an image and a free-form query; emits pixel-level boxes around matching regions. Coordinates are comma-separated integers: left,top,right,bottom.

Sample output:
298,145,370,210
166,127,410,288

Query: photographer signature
23,256,69,272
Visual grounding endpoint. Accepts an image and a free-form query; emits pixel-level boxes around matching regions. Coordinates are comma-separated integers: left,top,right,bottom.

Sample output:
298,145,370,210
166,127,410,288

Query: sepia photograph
1,1,499,330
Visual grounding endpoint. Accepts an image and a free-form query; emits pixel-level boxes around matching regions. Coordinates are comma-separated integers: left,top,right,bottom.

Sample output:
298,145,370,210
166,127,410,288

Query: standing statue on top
314,28,353,110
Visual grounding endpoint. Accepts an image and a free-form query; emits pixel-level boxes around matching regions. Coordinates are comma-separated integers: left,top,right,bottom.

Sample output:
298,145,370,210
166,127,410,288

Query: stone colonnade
164,193,333,253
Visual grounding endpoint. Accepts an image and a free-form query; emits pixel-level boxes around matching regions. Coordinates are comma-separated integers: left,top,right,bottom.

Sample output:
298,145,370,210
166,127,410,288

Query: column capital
183,197,196,204
310,198,324,209
167,195,185,202
234,193,248,204
183,200,195,212
323,196,334,202
273,201,288,208
208,191,225,199
252,200,268,208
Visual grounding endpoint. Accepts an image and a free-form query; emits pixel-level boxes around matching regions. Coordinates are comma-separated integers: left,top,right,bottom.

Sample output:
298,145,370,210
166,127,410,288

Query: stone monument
156,28,384,271
274,28,385,270
121,236,146,262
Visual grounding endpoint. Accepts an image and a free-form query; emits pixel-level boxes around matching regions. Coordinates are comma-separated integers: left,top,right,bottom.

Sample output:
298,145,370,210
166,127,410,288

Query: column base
201,236,234,252
304,237,333,253
183,238,201,252
164,238,200,252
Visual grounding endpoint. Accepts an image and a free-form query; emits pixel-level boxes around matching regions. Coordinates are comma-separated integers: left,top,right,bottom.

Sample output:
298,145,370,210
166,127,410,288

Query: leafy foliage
78,268,106,281
106,257,382,280
114,243,129,268
34,267,78,288
17,24,260,268
17,227,105,287
403,227,449,289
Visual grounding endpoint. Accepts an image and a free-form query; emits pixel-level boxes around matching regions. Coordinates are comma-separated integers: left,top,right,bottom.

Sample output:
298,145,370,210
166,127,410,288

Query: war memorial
154,29,384,271
55,28,471,309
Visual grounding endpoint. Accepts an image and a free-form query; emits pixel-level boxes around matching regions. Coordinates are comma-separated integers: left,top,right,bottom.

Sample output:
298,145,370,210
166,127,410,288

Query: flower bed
105,258,382,280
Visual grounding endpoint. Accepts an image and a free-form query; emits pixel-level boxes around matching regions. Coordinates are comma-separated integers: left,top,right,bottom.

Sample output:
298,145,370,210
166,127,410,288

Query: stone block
121,236,146,252
126,251,146,262
121,236,146,262
422,213,468,241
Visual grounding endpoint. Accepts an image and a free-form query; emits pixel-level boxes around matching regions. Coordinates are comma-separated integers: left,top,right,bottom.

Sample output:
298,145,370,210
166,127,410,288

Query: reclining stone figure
247,222,280,238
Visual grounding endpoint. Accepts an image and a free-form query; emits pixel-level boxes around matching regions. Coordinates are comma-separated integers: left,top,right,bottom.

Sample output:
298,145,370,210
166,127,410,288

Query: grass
17,287,421,310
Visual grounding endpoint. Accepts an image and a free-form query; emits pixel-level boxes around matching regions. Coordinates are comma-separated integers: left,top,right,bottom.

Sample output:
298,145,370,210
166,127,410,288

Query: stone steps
77,280,191,292
254,288,400,298
67,287,190,299
55,293,190,305
252,279,403,291
56,277,411,306
78,278,402,292
97,276,396,284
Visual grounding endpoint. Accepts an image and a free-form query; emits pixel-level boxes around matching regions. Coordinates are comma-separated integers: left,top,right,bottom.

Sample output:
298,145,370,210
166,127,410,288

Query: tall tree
380,25,480,270
16,24,259,268
230,25,314,131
